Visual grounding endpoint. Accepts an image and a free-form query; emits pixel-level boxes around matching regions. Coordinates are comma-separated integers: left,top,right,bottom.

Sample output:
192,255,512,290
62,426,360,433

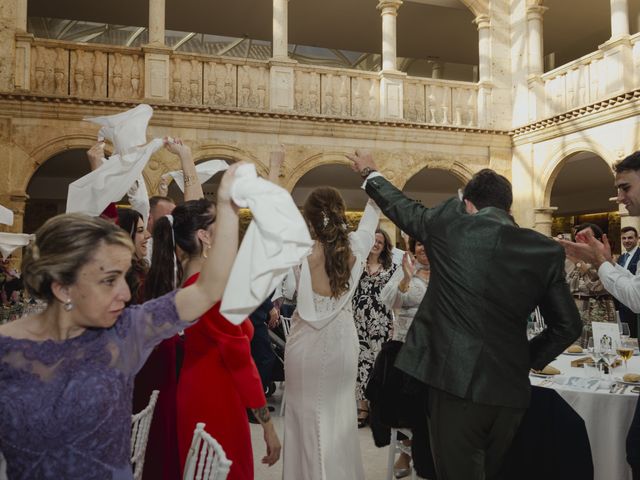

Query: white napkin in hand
0,233,33,259
66,139,163,217
0,205,13,226
167,160,229,192
220,163,313,325
127,175,151,227
66,105,163,217
86,104,152,154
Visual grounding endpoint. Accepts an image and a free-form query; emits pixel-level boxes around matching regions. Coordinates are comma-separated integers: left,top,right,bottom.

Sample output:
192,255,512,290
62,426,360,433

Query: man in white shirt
561,150,640,477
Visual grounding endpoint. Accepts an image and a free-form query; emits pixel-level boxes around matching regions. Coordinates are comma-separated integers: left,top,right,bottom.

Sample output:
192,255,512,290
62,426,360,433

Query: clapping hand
559,229,612,268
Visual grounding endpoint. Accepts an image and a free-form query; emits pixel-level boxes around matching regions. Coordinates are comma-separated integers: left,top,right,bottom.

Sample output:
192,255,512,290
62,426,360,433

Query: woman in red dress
146,198,281,479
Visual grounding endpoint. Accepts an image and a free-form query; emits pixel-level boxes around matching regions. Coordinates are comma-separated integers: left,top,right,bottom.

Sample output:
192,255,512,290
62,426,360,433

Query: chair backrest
281,316,292,337
130,390,159,480
183,423,232,480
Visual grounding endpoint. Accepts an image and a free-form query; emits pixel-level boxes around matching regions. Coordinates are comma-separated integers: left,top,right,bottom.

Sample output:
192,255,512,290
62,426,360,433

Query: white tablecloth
530,353,640,480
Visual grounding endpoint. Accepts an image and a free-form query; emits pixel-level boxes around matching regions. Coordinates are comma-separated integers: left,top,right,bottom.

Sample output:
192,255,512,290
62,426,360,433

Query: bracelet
184,174,197,186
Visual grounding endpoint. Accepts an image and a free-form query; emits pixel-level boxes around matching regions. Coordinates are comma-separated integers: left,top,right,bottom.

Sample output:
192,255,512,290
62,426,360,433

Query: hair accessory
321,211,329,228
63,299,74,312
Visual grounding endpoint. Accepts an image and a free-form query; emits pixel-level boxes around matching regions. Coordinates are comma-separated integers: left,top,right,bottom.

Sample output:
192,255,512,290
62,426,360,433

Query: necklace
366,262,382,275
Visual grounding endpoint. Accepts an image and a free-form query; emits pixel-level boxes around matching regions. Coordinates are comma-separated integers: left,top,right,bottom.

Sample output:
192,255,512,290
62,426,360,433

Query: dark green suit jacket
365,175,582,409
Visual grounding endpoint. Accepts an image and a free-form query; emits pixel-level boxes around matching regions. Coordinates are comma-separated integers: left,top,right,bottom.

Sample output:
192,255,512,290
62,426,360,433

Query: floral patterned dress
352,264,397,400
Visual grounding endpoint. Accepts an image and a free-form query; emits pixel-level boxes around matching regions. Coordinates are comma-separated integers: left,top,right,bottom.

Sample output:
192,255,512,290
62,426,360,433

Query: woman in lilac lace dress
0,164,242,480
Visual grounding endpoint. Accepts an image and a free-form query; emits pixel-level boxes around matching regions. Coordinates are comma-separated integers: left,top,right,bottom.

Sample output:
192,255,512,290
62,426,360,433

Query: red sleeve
183,274,265,408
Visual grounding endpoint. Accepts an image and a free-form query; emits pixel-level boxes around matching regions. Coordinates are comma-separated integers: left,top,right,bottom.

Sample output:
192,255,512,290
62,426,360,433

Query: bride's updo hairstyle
22,214,133,302
303,187,352,298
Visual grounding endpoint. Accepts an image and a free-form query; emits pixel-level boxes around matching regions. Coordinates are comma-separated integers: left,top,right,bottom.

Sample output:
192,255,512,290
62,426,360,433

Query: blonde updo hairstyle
22,213,134,302
303,187,352,298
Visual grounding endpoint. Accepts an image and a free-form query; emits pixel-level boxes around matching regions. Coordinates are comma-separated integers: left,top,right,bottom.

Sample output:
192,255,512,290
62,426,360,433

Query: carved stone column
148,0,165,46
430,61,443,79
526,3,547,122
474,14,492,128
269,0,296,110
378,0,404,120
610,0,630,39
378,0,402,72
526,4,547,76
16,0,27,32
143,0,170,101
272,0,289,61
533,207,557,237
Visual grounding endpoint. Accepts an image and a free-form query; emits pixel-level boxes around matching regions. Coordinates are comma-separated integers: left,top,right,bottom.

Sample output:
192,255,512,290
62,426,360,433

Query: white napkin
220,164,313,325
167,160,229,192
66,139,163,217
87,104,152,154
0,233,33,259
127,176,151,227
0,205,13,226
66,104,162,217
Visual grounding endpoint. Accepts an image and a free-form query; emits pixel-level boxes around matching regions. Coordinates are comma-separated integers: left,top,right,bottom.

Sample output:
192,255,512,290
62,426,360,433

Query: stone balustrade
17,38,481,127
540,49,606,118
405,76,478,127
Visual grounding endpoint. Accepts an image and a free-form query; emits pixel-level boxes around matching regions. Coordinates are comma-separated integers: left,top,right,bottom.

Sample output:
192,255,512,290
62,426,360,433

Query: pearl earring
63,299,74,312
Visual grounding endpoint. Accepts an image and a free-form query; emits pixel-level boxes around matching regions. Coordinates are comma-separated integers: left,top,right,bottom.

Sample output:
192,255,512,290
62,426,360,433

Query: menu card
591,321,621,351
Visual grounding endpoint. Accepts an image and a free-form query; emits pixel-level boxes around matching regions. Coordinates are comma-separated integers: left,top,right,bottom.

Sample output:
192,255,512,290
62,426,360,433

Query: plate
562,351,586,356
614,377,640,386
530,372,560,378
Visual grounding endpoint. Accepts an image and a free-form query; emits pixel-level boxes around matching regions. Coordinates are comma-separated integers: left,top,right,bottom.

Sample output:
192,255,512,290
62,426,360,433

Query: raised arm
174,163,241,321
347,150,451,244
350,200,381,257
164,138,204,201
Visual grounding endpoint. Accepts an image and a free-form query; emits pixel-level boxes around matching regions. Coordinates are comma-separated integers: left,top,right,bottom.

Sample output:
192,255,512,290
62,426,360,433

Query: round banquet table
529,352,640,480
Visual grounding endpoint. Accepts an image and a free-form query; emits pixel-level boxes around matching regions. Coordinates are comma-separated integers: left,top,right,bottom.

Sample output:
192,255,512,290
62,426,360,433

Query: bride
283,186,380,479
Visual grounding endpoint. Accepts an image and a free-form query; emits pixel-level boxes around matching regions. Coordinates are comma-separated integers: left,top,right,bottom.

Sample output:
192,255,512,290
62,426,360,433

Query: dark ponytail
145,198,216,300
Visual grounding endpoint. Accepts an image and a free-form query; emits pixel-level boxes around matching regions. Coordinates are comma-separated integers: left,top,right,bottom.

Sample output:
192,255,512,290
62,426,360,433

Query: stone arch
541,142,614,207
395,159,474,191
460,0,488,18
192,144,267,177
20,134,102,194
286,151,353,192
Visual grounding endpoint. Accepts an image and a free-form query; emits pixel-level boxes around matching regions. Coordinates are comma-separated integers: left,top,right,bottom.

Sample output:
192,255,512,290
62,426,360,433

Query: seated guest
0,163,241,479
566,223,617,347
379,239,431,478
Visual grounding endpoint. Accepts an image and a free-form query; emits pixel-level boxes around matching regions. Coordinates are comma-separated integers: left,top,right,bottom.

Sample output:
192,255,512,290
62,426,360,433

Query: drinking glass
618,338,638,370
620,322,631,339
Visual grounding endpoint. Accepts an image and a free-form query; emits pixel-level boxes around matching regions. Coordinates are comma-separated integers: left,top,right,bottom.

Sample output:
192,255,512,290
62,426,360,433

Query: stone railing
17,38,480,127
540,49,606,118
404,76,478,127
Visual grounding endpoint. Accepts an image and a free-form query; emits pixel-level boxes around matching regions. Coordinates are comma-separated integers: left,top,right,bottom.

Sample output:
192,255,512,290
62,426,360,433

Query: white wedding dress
283,201,380,480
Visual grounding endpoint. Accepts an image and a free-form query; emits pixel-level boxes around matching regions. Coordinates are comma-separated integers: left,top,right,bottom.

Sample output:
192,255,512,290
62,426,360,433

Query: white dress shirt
599,261,640,313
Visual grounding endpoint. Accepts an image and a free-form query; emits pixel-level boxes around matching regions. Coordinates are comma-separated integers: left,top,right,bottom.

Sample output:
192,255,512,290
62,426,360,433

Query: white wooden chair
130,390,159,480
387,427,417,480
183,422,232,480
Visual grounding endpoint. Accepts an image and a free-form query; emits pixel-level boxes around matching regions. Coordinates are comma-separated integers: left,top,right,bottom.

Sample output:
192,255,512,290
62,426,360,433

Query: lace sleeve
112,290,191,374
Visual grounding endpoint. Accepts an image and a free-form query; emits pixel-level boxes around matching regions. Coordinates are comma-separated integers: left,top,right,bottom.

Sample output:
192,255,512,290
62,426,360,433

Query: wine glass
618,338,638,371
620,322,631,340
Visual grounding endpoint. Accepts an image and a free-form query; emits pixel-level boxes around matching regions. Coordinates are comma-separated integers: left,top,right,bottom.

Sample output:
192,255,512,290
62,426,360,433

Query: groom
348,150,581,480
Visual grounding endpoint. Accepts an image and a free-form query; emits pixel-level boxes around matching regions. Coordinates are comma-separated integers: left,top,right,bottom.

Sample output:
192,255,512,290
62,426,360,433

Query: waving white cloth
220,164,313,325
127,177,151,227
0,205,13,226
0,233,33,259
66,104,162,217
166,160,229,192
